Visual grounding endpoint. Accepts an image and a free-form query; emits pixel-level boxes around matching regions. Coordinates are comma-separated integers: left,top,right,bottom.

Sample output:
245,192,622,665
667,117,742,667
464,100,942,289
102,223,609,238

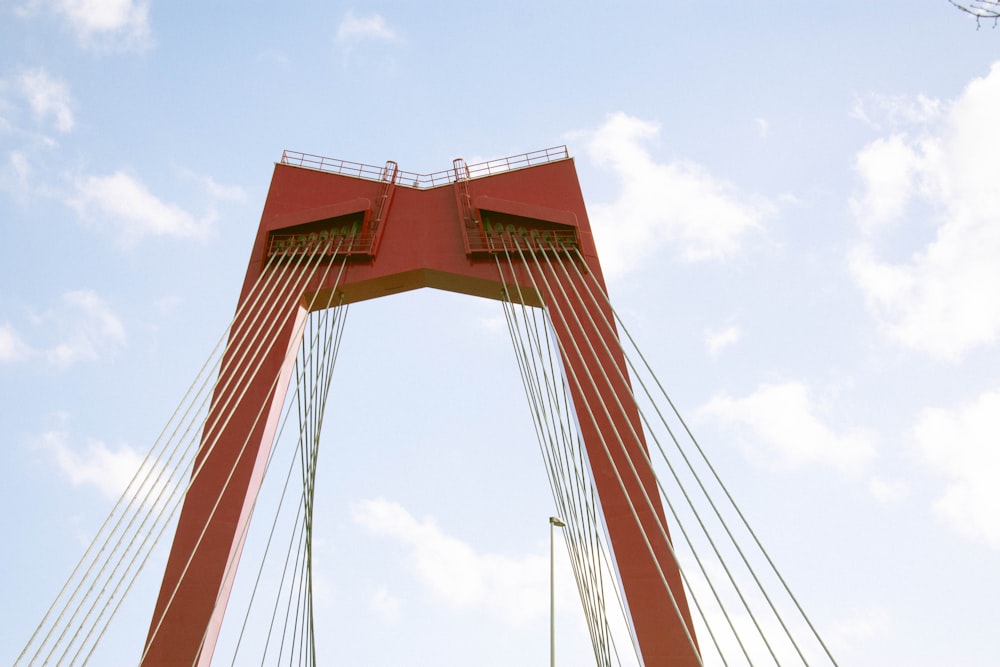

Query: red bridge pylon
143,147,700,666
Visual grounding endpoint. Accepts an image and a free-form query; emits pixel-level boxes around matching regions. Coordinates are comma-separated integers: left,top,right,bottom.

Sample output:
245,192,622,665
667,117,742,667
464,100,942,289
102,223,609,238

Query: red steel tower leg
142,151,700,666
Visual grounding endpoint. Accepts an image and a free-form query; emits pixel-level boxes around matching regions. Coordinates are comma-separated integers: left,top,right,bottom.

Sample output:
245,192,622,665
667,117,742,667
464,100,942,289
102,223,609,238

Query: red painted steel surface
143,152,700,666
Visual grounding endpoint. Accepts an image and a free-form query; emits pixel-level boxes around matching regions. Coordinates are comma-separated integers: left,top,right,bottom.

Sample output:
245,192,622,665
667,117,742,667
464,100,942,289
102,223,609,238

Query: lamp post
549,516,566,667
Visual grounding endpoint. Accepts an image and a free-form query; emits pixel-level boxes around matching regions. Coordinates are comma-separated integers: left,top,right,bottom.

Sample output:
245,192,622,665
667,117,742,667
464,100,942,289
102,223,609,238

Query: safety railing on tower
279,145,570,189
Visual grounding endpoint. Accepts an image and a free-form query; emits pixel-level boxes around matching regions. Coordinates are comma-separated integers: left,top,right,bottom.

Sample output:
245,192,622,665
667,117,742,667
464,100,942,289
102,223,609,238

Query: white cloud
335,11,398,44
1,290,124,368
914,389,1000,550
582,112,772,277
7,151,31,190
705,324,741,359
754,117,769,138
197,174,246,202
41,428,147,499
850,135,919,234
69,171,212,244
351,498,547,625
18,68,74,132
850,63,1000,361
827,606,892,654
0,323,33,362
54,0,152,50
177,166,247,203
868,476,909,505
369,585,402,621
850,92,942,130
700,381,877,474
11,1,45,18
44,289,126,368
2,151,33,198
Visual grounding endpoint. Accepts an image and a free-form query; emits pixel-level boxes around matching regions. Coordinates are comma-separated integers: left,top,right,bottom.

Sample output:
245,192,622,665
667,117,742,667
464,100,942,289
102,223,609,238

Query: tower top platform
279,145,570,189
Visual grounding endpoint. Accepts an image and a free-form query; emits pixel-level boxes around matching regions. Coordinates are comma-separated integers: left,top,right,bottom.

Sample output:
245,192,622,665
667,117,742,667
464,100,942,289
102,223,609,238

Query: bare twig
950,0,1000,27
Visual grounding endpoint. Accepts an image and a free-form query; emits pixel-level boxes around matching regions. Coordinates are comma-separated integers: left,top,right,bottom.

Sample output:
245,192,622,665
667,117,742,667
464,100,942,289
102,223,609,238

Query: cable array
18,217,840,667
489,227,840,667
495,254,624,666
17,235,351,666
217,298,347,667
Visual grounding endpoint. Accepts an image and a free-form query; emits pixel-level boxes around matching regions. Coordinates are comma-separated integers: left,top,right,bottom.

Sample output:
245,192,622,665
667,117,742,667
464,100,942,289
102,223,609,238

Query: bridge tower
142,148,700,666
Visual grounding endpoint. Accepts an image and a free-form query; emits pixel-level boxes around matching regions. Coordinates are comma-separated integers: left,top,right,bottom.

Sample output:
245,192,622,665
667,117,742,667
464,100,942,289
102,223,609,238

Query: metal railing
279,145,570,189
278,152,389,180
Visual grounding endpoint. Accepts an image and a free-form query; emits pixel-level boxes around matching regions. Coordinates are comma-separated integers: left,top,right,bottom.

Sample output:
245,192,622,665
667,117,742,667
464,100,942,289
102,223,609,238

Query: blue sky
3,1,1000,665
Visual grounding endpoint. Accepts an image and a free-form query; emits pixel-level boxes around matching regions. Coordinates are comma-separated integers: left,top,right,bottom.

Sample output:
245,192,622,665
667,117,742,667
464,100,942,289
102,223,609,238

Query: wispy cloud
1,290,126,368
68,171,213,244
850,92,942,130
6,151,32,192
849,63,1000,361
705,324,741,359
868,476,909,505
351,498,547,625
38,424,170,507
18,68,74,132
700,381,877,474
188,170,247,202
0,323,32,363
915,388,1000,550
42,428,145,498
335,11,398,44
369,585,402,621
44,289,126,368
53,0,153,51
754,117,769,138
827,606,892,655
580,112,773,278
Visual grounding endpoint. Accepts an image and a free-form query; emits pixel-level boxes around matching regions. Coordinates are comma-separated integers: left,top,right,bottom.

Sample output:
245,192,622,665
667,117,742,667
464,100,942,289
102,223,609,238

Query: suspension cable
140,240,350,663
494,250,614,664
509,235,706,665
570,248,838,666
16,249,295,666
541,242,768,665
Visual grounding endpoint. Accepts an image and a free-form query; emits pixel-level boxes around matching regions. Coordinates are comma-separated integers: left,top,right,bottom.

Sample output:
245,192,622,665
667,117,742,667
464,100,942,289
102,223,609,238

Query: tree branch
950,0,1000,27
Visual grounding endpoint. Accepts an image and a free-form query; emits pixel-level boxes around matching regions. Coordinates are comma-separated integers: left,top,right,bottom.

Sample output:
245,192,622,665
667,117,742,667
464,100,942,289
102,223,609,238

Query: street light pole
549,516,566,667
